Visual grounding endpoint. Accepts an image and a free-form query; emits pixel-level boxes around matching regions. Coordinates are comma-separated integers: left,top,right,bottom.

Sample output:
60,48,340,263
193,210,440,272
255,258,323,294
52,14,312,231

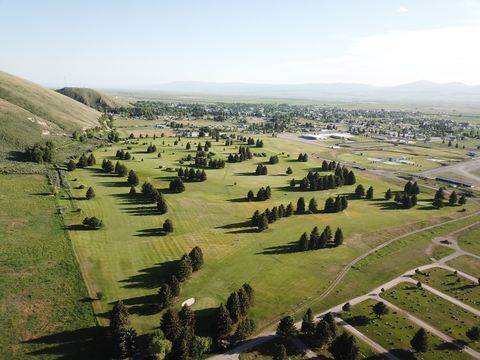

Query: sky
0,0,480,88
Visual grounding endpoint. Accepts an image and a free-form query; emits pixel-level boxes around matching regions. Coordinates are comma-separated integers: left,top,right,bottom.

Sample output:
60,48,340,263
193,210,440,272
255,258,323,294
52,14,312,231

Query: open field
447,256,480,278
342,299,470,360
381,283,480,351
0,174,103,359
457,225,480,256
412,267,480,310
61,133,479,337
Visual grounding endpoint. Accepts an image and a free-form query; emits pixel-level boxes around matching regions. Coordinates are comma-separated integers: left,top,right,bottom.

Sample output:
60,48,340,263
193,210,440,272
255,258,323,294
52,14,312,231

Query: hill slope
0,70,100,153
56,87,125,111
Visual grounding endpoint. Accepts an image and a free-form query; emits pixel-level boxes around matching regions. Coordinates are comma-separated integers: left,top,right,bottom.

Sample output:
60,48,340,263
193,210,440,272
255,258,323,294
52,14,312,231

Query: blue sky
1,0,479,88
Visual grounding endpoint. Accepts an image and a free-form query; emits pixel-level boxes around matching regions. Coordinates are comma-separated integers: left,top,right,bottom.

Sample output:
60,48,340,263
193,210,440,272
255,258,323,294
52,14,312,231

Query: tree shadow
227,197,251,203
119,260,178,289
233,172,256,176
227,228,261,234
390,349,415,360
435,341,464,351
344,315,370,326
371,201,401,210
64,224,95,231
120,205,158,216
256,241,300,255
135,228,166,237
6,150,28,162
110,193,151,206
122,294,160,316
23,326,109,359
99,181,128,188
193,307,218,337
216,220,253,229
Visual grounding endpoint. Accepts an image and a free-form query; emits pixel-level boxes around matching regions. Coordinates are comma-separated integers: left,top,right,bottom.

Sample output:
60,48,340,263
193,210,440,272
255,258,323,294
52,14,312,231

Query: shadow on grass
216,220,253,229
122,294,160,316
256,241,300,255
233,172,257,176
64,224,95,231
227,197,251,203
194,307,218,337
390,349,415,360
119,260,178,289
135,228,166,237
227,228,261,234
120,205,158,216
23,326,109,360
99,181,129,188
111,193,152,206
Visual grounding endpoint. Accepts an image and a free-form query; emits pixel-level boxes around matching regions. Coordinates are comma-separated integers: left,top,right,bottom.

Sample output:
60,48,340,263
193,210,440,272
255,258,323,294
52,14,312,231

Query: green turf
447,256,480,278
429,245,455,261
0,174,103,359
381,283,480,351
342,299,471,360
457,225,480,256
412,267,480,309
61,135,478,336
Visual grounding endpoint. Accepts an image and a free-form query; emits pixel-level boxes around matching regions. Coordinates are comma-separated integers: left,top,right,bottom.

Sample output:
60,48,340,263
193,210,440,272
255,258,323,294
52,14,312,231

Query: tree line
298,226,344,251
177,167,207,182
247,186,272,201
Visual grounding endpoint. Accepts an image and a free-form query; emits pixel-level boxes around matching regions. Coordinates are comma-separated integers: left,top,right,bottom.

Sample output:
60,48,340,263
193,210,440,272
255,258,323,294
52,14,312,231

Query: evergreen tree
449,191,458,205
459,194,467,205
258,214,269,231
366,186,374,200
286,167,293,175
169,177,185,193
226,292,241,323
412,182,420,195
77,154,88,168
434,187,445,200
433,197,444,209
299,232,309,251
297,197,306,214
163,219,173,233
215,304,233,339
247,190,254,201
87,153,96,166
328,332,359,360
355,184,365,198
308,198,318,213
301,308,315,334
86,186,95,200
127,169,139,187
189,246,204,272
324,197,335,213
179,304,196,334
372,301,388,316
273,344,288,360
157,196,168,214
323,312,337,337
242,283,255,306
314,320,333,347
334,228,344,246
160,308,181,341
158,283,172,309
168,275,180,297
286,203,294,216
237,287,250,317
276,316,297,338
67,159,76,171
177,255,192,281
411,328,428,353
385,189,392,200
466,326,480,341
129,186,137,195
346,171,356,185
404,181,413,195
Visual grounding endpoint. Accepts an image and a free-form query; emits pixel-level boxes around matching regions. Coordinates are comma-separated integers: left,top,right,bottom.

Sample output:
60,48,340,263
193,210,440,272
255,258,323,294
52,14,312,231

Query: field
342,299,470,360
447,256,480,278
381,283,480,351
457,225,480,256
0,174,103,359
60,132,479,337
412,267,480,310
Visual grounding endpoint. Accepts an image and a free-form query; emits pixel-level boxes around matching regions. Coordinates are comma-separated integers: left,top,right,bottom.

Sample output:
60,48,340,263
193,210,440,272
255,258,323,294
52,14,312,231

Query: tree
459,194,467,206
163,219,173,233
308,198,318,213
148,331,172,360
216,304,233,339
258,214,268,231
435,187,445,200
276,316,297,338
86,187,95,200
129,186,137,195
315,320,333,347
433,197,444,209
385,188,392,200
67,159,76,171
226,292,241,323
366,186,374,200
157,196,168,214
160,308,181,341
297,197,306,214
168,275,180,297
82,216,103,229
355,184,365,198
323,312,337,337
372,301,388,317
179,304,196,336
189,246,204,271
177,255,192,281
77,154,88,168
410,328,428,353
127,170,139,187
342,302,351,312
286,167,293,175
467,326,480,341
346,171,356,185
110,300,137,358
87,153,96,166
242,283,255,306
301,308,315,334
273,344,288,360
247,190,254,201
191,336,212,359
158,283,172,309
237,287,250,317
169,177,185,193
334,228,344,246
329,332,359,360
299,232,309,251
449,191,458,205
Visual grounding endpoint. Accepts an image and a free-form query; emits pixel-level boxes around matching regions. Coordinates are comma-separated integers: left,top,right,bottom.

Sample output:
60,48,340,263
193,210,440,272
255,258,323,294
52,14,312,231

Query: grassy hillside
56,87,126,111
0,70,100,154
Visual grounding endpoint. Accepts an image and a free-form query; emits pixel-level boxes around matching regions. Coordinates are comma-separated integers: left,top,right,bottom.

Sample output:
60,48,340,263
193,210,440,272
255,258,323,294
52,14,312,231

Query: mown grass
342,299,470,360
412,267,480,310
381,284,480,351
457,224,480,256
447,255,480,278
429,245,455,260
0,174,103,359
61,134,478,336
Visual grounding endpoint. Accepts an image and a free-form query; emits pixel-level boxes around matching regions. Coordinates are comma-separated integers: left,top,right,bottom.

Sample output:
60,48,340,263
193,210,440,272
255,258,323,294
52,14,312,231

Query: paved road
419,157,480,187
208,219,480,360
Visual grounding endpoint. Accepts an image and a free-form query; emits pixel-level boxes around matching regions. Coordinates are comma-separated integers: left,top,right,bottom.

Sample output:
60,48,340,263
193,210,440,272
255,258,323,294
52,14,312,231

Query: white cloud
396,6,409,13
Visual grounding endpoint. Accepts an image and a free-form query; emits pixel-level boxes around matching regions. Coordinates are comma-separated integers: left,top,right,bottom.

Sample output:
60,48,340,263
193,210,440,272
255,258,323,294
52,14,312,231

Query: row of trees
169,177,186,193
101,159,128,176
115,149,132,160
146,143,157,153
194,155,225,169
251,203,295,230
433,188,467,209
354,184,374,199
298,226,344,251
297,153,308,162
247,186,272,201
324,196,349,213
26,141,55,163
255,164,268,175
228,146,253,163
269,155,279,164
294,168,356,192
215,284,255,347
158,247,204,310
177,167,207,182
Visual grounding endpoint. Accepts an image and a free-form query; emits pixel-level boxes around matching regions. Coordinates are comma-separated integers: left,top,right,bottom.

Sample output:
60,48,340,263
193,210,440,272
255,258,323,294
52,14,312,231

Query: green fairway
61,134,478,336
0,174,102,359
447,256,480,278
342,299,470,360
381,283,480,351
412,267,480,309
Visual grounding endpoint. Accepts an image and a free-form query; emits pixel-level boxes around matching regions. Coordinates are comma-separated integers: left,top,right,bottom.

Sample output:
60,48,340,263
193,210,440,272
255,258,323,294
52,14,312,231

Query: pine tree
286,203,294,217
215,304,233,339
273,344,288,360
242,283,255,306
67,159,76,171
237,287,250,317
435,187,445,200
315,320,333,347
308,198,318,213
177,255,192,281
247,190,254,201
296,197,306,214
157,196,168,214
129,186,137,195
127,169,139,187
449,191,458,205
459,194,467,206
334,228,344,246
404,181,413,195
86,186,95,200
226,292,241,323
160,308,181,341
179,304,196,334
158,283,172,309
385,189,392,200
276,316,297,338
411,328,428,353
328,332,359,360
189,246,204,271
355,184,365,198
433,197,443,209
168,275,181,297
324,197,335,213
87,153,96,166
301,308,315,334
366,186,374,200
258,214,269,231
163,219,173,233
299,232,309,251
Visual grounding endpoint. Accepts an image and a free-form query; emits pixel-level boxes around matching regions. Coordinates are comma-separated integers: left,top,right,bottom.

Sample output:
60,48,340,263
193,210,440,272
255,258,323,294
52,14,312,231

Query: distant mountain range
150,80,480,103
